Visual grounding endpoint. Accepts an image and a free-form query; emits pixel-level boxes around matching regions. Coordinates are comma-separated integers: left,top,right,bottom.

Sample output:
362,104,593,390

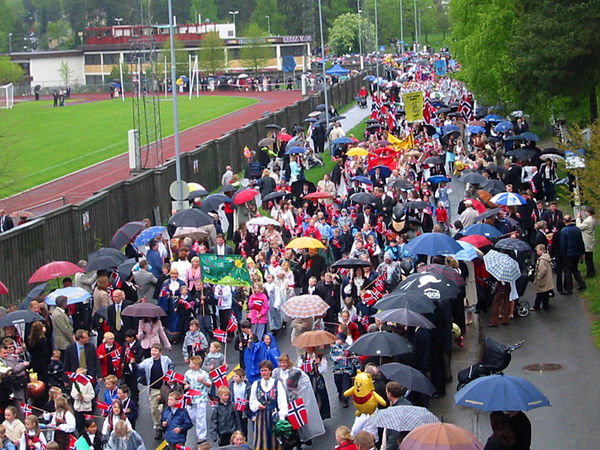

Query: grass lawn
0,96,256,198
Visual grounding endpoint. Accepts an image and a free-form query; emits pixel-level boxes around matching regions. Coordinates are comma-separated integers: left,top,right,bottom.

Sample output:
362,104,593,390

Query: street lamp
399,0,404,53
228,10,239,33
265,15,271,36
317,0,330,144
114,17,123,26
357,1,363,60
374,0,380,92
418,6,433,47
8,33,12,54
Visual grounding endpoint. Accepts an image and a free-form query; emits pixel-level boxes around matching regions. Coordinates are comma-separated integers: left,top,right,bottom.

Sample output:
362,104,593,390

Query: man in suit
355,204,377,228
63,329,103,382
0,209,13,233
316,174,336,204
507,158,522,191
532,200,547,223
120,329,144,404
375,187,395,225
209,233,233,256
107,289,134,345
51,295,73,359
133,260,157,302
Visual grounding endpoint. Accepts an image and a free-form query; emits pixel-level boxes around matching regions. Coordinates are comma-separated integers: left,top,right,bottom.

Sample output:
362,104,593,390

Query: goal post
0,83,14,109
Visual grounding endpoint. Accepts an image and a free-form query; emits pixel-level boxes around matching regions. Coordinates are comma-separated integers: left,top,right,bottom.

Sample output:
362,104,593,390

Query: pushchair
357,95,368,108
457,337,525,390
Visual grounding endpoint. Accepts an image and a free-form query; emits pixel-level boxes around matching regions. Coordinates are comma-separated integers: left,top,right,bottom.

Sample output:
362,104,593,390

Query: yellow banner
403,91,424,122
387,133,415,151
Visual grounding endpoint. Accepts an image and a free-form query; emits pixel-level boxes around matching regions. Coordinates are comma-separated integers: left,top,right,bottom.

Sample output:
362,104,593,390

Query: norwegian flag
300,359,314,374
373,273,386,293
459,95,474,121
68,435,78,450
84,414,95,420
175,396,191,408
192,341,203,353
234,398,248,412
178,298,193,310
19,403,32,417
176,445,192,450
388,106,397,131
163,370,186,384
111,349,121,364
213,328,228,343
96,401,111,416
226,314,238,333
66,372,94,385
361,315,370,328
423,97,436,124
183,389,202,404
110,271,122,289
362,290,381,306
209,364,228,388
338,268,350,278
286,398,308,430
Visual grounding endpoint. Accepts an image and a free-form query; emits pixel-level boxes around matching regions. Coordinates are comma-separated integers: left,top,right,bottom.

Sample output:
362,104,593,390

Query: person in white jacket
70,368,95,433
577,207,598,277
49,397,76,448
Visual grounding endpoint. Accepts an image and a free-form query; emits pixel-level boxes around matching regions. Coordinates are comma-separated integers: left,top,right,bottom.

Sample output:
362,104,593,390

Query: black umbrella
304,118,318,123
188,189,209,201
258,137,276,147
265,124,281,130
374,292,436,314
380,363,436,396
475,207,502,222
481,179,506,195
350,192,378,204
315,104,327,111
262,191,287,202
117,258,137,280
441,130,461,144
168,208,213,228
405,201,429,210
291,180,316,198
367,124,383,131
505,148,537,161
417,264,465,287
220,184,236,193
460,172,487,185
436,107,452,114
374,308,436,328
331,115,346,121
19,282,49,310
89,248,128,265
423,156,444,165
110,221,146,249
0,310,44,327
423,124,437,136
200,194,231,212
394,272,460,301
541,147,565,157
485,165,509,175
348,331,413,357
366,119,380,125
330,259,372,269
87,255,120,272
392,179,415,190
495,238,532,252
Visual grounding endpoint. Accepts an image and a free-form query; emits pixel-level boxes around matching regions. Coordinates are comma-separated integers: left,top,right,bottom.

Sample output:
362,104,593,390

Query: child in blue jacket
161,391,193,448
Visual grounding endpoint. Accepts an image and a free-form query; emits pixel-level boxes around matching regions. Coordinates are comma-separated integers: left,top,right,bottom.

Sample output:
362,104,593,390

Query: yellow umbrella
346,147,369,157
188,182,206,192
286,237,326,249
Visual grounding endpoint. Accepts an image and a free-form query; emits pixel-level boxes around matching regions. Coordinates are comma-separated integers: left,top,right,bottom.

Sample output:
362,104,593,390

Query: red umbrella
278,133,293,142
460,235,492,248
28,261,84,284
234,189,259,205
467,198,486,214
0,281,7,295
304,191,333,200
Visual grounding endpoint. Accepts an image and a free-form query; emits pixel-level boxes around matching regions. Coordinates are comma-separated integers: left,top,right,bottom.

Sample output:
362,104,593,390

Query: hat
336,332,347,342
384,251,394,261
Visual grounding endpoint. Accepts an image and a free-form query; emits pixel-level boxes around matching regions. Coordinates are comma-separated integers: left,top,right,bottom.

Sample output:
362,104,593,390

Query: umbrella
333,137,354,145
168,208,213,228
441,130,461,143
504,135,525,142
520,131,539,142
94,306,109,320
454,374,550,412
348,331,413,357
282,295,330,318
374,291,436,314
278,133,293,142
173,227,209,241
423,156,444,165
466,198,487,214
0,281,7,295
330,258,372,269
265,124,282,130
122,302,166,318
423,124,437,136
485,165,509,175
248,217,280,227
117,258,138,280
484,250,521,282
233,189,259,205
459,172,487,185
304,118,318,123
395,272,460,302
505,148,537,161
291,330,338,348
0,310,45,327
393,179,415,190
200,194,232,212
443,240,482,262
539,154,564,162
285,146,306,155
86,255,120,272
262,191,287,202
303,191,333,200
405,201,430,210
459,235,493,248
19,283,49,309
367,124,383,131
374,406,440,432
405,233,463,256
495,238,532,252
286,237,325,249
474,207,502,222
258,137,276,147
417,264,465,286
45,287,91,306
188,189,209,201
187,182,206,192
494,121,513,133
88,248,129,265
380,363,436,396
462,223,502,239
481,179,506,195
134,226,166,247
541,147,565,157
346,147,369,157
375,308,435,328
402,423,483,450
490,192,526,206
110,221,146,249
308,111,321,118
351,175,373,185
483,114,503,123
29,261,84,284
315,104,326,111
220,184,237,193
428,175,450,184
467,125,486,134
350,192,377,205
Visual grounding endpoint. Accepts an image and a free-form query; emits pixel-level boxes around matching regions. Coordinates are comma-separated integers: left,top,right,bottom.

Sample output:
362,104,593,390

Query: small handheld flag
286,398,308,430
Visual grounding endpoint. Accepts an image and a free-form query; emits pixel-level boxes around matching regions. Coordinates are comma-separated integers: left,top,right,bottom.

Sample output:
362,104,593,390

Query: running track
0,90,302,213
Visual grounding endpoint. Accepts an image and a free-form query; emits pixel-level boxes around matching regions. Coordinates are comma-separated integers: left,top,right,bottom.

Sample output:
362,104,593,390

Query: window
86,75,103,85
103,54,120,64
85,54,101,65
280,45,306,57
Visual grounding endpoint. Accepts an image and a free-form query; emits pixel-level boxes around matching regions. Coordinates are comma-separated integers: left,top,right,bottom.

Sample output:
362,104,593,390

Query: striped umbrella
483,250,521,282
282,295,330,318
374,406,439,432
490,192,526,206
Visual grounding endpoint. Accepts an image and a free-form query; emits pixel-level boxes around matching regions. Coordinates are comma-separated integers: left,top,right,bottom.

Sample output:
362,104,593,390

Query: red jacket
336,441,358,450
97,342,122,378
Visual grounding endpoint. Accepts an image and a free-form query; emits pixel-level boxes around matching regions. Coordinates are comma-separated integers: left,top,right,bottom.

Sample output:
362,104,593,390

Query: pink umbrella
0,281,7,295
234,189,259,205
28,261,84,284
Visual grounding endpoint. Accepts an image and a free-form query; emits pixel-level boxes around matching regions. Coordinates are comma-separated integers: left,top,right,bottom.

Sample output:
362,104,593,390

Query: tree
45,19,74,49
158,36,190,79
58,60,74,87
328,13,374,56
240,23,272,75
190,0,218,23
198,31,225,75
249,0,286,35
0,56,24,84
109,61,131,84
571,121,600,212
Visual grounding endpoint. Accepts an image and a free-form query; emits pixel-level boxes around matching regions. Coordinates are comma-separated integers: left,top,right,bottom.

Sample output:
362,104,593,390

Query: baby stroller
357,95,368,108
457,337,525,390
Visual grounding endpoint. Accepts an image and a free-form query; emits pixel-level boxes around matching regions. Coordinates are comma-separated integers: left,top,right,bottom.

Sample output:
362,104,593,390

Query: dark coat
107,300,136,343
209,399,241,441
559,224,585,258
63,342,103,380
161,406,193,444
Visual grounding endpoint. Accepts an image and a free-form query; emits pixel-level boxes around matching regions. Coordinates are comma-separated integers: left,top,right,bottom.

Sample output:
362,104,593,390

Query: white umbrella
247,217,281,227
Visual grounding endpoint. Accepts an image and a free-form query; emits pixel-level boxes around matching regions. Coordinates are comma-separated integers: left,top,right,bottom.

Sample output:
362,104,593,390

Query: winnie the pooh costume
343,370,387,416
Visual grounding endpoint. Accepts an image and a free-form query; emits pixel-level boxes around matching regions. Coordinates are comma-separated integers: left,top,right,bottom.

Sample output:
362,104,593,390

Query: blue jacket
147,249,163,278
161,406,193,444
559,224,585,258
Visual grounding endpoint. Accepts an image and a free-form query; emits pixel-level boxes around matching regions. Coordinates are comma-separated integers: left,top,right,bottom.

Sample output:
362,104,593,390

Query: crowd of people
0,52,591,450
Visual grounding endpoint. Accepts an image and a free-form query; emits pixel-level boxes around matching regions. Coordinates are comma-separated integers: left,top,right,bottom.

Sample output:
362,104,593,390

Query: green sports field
0,96,256,198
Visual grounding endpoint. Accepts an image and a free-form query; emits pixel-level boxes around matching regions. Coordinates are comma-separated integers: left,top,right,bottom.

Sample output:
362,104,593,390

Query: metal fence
0,73,367,303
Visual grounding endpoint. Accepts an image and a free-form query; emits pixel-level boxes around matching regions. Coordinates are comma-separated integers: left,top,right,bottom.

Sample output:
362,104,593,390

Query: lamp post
114,17,123,26
228,10,239,34
8,33,12,54
374,0,380,93
413,0,418,49
399,0,404,53
357,1,363,65
265,15,271,36
317,0,330,146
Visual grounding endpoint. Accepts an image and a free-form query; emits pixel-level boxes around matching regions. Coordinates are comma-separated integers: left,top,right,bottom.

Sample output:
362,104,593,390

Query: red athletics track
1,90,302,213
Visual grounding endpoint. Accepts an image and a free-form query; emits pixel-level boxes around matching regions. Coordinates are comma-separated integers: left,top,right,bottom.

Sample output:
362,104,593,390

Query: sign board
434,59,447,76
565,150,585,169
169,181,190,200
402,91,424,122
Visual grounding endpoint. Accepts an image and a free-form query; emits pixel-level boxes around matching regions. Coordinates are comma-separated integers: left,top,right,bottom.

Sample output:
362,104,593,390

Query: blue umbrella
332,137,354,145
19,282,49,310
405,233,463,256
351,175,373,185
428,175,450,184
494,121,513,133
45,287,91,306
455,374,551,412
483,114,503,123
520,131,539,142
369,165,392,177
443,240,480,261
363,75,376,81
505,135,525,141
305,118,318,123
134,226,166,247
442,124,460,133
490,192,526,206
468,125,486,134
285,146,306,155
462,223,502,239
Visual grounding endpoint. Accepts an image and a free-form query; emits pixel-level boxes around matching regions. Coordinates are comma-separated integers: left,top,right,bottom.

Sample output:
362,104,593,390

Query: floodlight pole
317,0,330,147
119,54,125,101
168,0,183,204
375,0,380,95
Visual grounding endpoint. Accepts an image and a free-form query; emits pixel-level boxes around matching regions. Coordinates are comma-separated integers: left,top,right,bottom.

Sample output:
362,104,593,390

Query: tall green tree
190,0,219,23
198,31,225,75
328,12,374,55
0,55,24,83
249,0,286,35
45,19,74,50
240,23,272,74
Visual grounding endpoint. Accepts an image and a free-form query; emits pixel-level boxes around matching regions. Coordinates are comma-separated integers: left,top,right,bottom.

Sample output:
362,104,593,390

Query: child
176,285,195,334
234,320,257,370
1,407,23,448
102,399,132,440
335,425,357,450
0,425,16,450
97,331,122,378
230,368,250,439
201,342,224,373
117,384,138,428
230,430,251,448
70,368,95,433
47,350,64,389
103,374,119,405
49,397,76,449
436,201,449,232
338,297,357,322
183,355,212,445
247,283,269,341
22,415,47,450
80,419,103,449
161,392,193,449
42,386,62,419
182,319,209,362
209,386,241,446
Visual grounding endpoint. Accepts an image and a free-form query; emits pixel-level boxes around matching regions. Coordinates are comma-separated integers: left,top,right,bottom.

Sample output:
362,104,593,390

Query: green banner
199,254,252,287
